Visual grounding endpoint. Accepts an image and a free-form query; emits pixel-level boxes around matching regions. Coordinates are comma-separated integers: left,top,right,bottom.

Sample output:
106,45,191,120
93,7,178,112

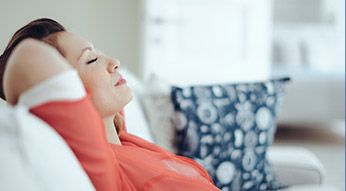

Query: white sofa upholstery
268,147,325,186
284,185,340,191
276,70,345,124
0,104,95,191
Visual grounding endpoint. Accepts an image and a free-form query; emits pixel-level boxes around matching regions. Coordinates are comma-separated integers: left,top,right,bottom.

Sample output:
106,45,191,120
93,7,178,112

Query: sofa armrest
268,146,325,186
281,185,340,191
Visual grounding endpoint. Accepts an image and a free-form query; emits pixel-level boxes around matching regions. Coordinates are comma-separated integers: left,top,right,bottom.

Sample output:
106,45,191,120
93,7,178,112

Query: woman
0,18,220,191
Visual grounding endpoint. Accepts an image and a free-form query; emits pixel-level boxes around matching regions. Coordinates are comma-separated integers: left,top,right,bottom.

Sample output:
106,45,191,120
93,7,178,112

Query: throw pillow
120,68,155,142
170,78,289,191
141,74,177,152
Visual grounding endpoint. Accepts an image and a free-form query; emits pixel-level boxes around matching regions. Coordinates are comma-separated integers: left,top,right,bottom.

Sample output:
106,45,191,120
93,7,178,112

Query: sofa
121,69,339,191
0,69,340,191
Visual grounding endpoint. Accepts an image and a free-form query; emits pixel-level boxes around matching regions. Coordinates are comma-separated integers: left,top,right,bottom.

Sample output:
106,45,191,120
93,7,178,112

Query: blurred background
0,0,344,190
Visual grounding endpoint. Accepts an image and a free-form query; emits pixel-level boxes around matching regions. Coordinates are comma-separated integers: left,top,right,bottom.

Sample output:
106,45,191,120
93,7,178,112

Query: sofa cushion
282,185,340,191
119,68,155,143
268,146,325,186
170,78,289,191
141,74,177,152
0,105,95,191
124,93,155,142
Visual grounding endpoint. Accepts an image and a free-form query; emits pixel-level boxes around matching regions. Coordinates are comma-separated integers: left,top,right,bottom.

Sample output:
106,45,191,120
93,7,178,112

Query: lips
114,76,127,86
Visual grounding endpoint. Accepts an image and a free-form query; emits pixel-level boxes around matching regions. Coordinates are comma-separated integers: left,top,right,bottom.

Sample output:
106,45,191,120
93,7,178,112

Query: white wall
0,0,141,75
272,0,345,123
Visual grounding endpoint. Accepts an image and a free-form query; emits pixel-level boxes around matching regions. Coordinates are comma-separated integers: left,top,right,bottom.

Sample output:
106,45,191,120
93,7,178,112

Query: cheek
78,70,102,92
78,74,110,111
85,78,109,102
87,87,113,116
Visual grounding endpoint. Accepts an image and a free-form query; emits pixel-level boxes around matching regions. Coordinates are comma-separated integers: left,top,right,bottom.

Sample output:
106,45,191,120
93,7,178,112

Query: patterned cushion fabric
170,78,289,191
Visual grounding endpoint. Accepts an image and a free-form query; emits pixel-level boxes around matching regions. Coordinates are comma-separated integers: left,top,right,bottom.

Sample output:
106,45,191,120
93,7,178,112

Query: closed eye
87,57,98,64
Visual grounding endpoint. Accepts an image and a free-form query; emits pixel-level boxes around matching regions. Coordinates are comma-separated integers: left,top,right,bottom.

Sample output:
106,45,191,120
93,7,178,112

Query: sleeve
19,70,122,191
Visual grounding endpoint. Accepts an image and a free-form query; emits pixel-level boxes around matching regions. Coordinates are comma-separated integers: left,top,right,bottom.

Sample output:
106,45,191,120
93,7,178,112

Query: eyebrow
78,46,93,60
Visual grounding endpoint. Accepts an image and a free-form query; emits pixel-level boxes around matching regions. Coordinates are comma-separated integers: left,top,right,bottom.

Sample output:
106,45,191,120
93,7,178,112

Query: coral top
19,70,220,191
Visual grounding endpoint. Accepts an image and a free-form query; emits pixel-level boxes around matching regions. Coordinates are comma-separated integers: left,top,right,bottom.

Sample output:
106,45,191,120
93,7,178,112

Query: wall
0,0,141,75
272,0,345,123
272,0,345,71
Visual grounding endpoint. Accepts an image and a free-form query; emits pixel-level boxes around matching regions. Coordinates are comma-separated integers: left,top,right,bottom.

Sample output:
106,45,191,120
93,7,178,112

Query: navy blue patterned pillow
170,78,289,191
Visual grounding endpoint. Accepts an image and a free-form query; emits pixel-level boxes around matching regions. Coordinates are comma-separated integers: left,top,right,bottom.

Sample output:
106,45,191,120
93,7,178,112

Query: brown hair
0,18,125,134
0,18,66,100
114,113,125,134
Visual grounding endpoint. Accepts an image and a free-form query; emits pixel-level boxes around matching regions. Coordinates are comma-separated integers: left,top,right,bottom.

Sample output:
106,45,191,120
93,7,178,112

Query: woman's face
56,32,132,117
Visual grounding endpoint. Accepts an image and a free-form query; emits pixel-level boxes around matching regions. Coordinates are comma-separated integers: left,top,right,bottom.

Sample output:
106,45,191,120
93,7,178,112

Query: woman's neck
103,116,122,145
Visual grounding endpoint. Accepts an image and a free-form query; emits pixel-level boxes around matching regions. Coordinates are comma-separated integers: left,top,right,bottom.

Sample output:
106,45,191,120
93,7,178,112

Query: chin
126,90,134,103
121,87,134,105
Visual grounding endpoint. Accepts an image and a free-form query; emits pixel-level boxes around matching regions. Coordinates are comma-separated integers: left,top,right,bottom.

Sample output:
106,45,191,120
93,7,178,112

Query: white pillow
141,74,177,152
0,105,95,191
0,98,6,106
124,94,155,143
120,68,155,142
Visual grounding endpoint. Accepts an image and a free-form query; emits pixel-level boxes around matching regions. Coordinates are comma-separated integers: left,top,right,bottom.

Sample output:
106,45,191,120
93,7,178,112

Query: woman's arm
4,39,124,191
3,39,71,105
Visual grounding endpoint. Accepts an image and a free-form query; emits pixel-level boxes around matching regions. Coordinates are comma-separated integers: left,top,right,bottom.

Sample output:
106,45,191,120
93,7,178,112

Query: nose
107,58,120,73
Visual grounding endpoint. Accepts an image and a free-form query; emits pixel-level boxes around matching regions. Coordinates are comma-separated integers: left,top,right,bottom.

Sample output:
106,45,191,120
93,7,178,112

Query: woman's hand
3,39,71,105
